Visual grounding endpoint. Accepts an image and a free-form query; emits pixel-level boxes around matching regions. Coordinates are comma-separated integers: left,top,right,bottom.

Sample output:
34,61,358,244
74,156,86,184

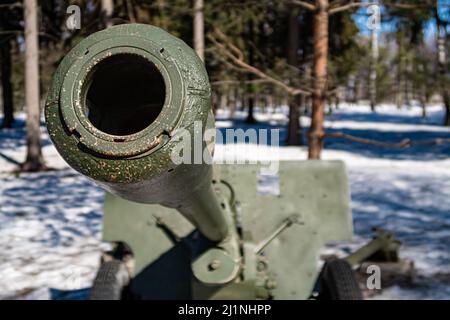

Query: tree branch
207,29,312,96
211,79,280,86
288,0,316,11
0,30,59,41
329,1,375,15
0,2,22,9
329,1,429,15
383,2,431,10
324,132,450,148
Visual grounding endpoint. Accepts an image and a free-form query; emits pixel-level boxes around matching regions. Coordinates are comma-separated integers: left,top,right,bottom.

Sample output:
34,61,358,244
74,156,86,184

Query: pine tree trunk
286,7,303,145
229,87,237,117
101,0,114,28
348,75,357,103
369,28,378,112
211,92,217,116
308,0,328,159
435,1,449,126
125,0,136,22
193,0,205,61
246,94,255,124
239,84,245,111
262,94,268,114
444,93,450,126
245,20,256,124
420,85,427,118
420,98,427,118
396,32,403,109
22,0,45,172
267,93,274,112
219,92,228,110
288,98,301,145
404,62,410,106
1,38,14,129
396,64,402,108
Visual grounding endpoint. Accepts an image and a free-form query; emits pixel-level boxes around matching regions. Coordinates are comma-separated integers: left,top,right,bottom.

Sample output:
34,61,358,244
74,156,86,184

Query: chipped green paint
45,24,228,242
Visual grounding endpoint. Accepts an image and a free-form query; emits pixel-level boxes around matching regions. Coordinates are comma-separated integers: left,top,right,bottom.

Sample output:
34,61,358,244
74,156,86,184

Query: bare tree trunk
267,93,274,112
288,97,302,145
239,83,246,111
444,93,450,126
308,0,328,159
245,20,256,124
125,0,136,23
396,62,402,109
435,1,449,126
261,94,268,114
101,0,114,28
370,27,379,112
229,89,235,116
22,0,45,172
219,91,228,110
274,94,281,112
396,31,404,109
229,86,237,117
1,38,14,129
193,0,205,61
211,92,217,116
404,60,411,106
246,93,255,123
420,97,427,118
287,7,303,145
420,84,427,117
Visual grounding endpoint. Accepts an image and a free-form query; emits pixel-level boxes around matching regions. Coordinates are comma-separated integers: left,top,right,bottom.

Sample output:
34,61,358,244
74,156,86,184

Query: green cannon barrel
45,24,228,242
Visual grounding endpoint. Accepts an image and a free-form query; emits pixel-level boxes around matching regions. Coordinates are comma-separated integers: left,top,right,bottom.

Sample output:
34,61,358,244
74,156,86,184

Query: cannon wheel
90,260,129,300
317,259,363,300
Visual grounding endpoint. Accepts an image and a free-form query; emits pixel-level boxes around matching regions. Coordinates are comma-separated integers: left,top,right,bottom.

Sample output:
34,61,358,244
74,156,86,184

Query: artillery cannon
46,24,363,300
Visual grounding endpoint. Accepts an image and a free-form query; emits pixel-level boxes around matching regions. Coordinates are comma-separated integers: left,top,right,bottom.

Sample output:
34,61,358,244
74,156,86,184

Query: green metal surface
45,24,230,243
45,24,353,300
46,24,203,179
345,228,401,266
234,160,352,299
102,161,352,299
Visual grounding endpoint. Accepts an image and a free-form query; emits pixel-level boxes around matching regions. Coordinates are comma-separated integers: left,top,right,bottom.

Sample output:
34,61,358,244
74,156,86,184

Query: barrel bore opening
85,53,166,136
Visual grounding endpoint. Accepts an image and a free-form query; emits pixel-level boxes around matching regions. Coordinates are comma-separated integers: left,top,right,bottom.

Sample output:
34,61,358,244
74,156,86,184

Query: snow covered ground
0,103,449,299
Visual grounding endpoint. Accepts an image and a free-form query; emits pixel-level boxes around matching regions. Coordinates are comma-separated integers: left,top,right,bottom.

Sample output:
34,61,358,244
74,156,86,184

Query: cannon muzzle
45,24,227,242
45,24,356,299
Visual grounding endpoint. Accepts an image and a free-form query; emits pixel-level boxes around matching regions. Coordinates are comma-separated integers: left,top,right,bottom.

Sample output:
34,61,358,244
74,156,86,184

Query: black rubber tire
90,260,129,300
318,259,363,300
